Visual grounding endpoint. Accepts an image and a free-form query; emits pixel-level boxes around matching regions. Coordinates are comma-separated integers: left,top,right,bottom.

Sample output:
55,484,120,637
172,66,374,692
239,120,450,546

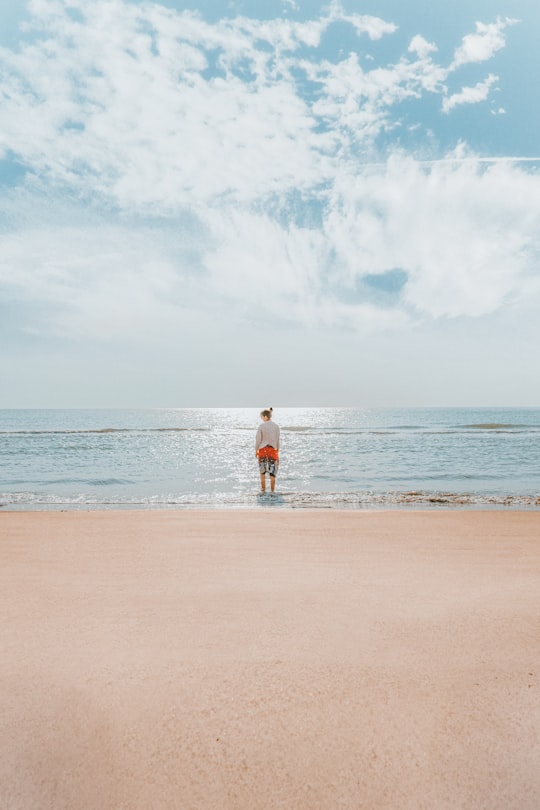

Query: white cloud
4,0,397,207
451,17,517,69
442,74,498,113
326,2,397,41
324,155,540,319
408,35,437,59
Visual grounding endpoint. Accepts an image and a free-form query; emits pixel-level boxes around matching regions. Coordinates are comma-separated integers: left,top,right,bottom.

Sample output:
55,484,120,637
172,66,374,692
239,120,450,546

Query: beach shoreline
2,509,539,809
2,493,540,511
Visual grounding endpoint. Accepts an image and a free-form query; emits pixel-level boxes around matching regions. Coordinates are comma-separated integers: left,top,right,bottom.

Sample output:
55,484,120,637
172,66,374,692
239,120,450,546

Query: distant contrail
358,156,540,170
418,157,540,164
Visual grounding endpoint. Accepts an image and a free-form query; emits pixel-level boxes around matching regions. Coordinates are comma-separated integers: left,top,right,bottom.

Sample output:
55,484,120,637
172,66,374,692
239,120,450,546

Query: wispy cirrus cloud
324,153,540,319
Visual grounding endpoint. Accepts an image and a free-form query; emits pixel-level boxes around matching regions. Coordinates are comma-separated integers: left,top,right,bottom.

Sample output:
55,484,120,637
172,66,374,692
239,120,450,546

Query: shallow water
1,407,539,509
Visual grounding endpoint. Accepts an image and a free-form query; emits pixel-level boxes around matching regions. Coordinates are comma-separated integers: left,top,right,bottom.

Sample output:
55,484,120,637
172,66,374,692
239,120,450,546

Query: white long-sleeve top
255,420,280,452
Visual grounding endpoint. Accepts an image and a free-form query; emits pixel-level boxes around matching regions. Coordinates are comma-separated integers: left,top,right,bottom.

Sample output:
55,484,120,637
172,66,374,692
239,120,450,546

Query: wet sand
1,509,539,809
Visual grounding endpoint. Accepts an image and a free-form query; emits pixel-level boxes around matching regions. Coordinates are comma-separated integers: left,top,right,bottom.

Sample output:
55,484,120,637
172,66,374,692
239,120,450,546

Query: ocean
1,407,539,509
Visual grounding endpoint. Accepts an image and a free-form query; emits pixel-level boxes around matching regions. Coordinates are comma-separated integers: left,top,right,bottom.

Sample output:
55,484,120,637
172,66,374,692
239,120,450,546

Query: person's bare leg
270,475,276,493
260,473,266,492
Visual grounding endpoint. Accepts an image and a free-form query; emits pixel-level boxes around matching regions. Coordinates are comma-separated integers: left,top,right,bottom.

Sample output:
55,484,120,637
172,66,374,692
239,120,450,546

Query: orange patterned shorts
257,446,279,476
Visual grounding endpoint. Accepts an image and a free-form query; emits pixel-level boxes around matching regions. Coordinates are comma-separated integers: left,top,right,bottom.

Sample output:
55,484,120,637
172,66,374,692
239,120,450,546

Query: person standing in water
255,408,280,493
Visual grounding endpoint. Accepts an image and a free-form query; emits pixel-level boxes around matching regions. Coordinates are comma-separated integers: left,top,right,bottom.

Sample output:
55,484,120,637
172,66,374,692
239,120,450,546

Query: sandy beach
1,509,539,809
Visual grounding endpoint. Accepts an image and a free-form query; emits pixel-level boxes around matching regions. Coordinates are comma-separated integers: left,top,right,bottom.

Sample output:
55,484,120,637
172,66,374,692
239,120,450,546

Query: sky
1,0,539,407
